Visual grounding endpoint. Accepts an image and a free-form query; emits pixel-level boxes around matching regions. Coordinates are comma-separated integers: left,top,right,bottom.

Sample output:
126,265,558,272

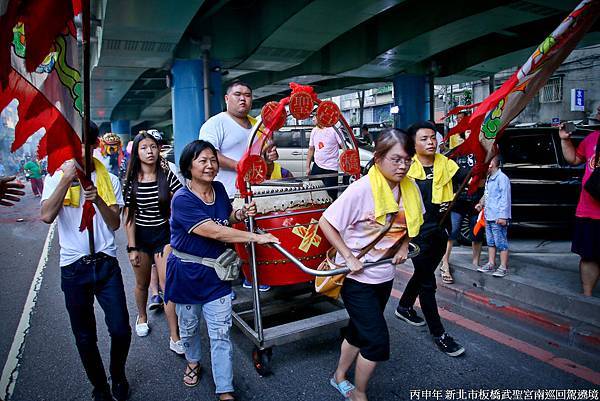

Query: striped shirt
125,169,182,227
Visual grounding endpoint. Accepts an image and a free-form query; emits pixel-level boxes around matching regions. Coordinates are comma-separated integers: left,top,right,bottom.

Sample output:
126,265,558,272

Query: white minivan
272,126,374,177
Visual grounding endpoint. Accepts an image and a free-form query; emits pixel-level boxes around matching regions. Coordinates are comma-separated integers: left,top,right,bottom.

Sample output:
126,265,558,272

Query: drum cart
230,84,418,375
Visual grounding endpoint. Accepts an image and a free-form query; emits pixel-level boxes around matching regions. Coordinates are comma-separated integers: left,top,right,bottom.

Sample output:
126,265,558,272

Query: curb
450,260,600,327
395,265,600,356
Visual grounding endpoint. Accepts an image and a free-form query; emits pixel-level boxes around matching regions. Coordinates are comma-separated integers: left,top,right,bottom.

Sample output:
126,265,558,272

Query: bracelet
126,246,138,253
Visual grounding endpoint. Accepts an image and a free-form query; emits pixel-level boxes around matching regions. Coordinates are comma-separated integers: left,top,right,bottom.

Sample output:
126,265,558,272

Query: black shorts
572,217,600,262
340,278,393,362
135,223,170,256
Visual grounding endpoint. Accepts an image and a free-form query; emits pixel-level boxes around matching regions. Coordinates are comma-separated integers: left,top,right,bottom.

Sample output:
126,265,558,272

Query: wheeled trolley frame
231,180,419,375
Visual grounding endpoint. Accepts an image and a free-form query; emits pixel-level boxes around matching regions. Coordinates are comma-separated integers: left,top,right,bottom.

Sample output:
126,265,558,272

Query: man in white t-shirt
199,81,278,198
40,128,131,401
199,81,277,293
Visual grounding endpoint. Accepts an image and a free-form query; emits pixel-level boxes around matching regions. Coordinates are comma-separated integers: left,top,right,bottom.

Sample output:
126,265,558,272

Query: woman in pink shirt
559,112,600,296
306,122,343,199
319,128,424,401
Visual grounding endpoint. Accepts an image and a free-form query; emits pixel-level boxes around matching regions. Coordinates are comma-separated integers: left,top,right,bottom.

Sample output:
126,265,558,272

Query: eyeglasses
384,156,412,167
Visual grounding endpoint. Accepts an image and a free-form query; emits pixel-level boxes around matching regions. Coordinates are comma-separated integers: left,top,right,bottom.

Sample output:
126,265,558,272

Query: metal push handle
256,228,420,276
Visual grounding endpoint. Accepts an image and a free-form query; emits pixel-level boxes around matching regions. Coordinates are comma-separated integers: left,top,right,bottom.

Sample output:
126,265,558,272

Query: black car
455,124,597,244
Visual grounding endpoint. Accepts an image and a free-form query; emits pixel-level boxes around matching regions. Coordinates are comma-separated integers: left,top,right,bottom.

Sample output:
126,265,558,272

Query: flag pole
82,0,95,255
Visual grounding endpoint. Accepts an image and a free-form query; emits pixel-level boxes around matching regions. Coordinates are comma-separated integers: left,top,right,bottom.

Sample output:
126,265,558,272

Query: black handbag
583,133,600,201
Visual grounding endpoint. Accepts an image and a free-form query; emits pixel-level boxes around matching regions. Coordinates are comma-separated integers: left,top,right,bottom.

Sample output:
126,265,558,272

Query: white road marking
1,223,55,401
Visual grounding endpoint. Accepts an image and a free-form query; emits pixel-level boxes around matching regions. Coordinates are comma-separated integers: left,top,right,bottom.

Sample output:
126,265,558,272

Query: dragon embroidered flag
0,0,83,175
448,0,600,192
0,0,97,232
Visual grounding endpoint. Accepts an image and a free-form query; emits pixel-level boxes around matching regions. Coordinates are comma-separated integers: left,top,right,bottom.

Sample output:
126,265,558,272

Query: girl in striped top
123,133,183,352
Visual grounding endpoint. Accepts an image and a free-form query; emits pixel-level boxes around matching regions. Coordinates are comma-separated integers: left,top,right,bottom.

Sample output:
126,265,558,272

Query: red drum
232,183,333,286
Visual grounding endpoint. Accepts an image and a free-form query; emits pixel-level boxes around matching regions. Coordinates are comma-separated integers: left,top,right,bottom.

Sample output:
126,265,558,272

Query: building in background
471,45,600,125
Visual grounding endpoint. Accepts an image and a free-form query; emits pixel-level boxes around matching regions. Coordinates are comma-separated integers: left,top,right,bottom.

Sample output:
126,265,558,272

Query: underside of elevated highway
88,0,600,135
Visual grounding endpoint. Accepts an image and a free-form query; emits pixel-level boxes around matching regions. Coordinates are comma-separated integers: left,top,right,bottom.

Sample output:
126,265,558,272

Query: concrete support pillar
110,120,130,144
170,59,222,164
393,74,432,129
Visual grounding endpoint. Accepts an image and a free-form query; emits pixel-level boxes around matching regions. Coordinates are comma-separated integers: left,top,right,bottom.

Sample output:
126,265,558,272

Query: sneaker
242,278,271,292
394,306,426,326
170,337,185,355
92,388,112,401
477,262,495,273
434,333,465,357
148,294,164,311
135,316,150,337
111,379,130,401
492,265,508,277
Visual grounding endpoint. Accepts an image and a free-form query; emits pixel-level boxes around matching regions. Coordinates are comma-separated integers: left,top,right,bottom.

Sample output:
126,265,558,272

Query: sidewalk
429,239,600,355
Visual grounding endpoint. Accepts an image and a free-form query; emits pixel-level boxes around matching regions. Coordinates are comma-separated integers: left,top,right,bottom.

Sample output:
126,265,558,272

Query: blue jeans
176,295,234,394
61,253,131,392
485,221,509,251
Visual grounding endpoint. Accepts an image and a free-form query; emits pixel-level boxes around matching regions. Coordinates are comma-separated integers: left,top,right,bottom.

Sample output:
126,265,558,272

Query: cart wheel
252,346,273,376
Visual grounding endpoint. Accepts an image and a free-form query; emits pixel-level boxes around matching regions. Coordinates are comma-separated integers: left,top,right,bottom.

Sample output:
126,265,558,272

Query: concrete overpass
88,0,600,139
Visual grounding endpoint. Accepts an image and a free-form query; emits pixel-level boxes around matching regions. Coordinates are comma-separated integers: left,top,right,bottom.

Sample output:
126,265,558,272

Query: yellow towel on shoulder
63,158,117,207
408,153,458,204
368,165,424,238
269,162,283,179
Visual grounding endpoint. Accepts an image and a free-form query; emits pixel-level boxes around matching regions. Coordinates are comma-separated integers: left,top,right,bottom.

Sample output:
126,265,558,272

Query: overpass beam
170,59,222,164
392,74,433,129
111,120,131,144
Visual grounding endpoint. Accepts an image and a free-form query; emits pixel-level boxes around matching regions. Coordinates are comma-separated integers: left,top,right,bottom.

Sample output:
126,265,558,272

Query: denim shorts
485,221,509,251
135,223,170,256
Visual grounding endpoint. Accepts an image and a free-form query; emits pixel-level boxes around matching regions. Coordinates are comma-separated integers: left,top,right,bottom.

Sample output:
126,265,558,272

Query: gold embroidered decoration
292,218,322,253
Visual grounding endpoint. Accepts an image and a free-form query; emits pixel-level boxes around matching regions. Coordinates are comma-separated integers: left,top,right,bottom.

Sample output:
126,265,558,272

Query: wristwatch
126,246,138,253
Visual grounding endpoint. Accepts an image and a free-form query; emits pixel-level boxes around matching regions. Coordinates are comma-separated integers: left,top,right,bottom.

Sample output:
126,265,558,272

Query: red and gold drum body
232,184,332,286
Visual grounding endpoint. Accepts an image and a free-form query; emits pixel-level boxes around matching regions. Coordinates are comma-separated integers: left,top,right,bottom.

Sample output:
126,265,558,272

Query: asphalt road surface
0,190,598,401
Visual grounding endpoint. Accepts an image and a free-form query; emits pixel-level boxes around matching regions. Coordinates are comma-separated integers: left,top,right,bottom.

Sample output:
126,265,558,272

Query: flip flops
440,264,454,284
183,363,201,387
329,377,355,398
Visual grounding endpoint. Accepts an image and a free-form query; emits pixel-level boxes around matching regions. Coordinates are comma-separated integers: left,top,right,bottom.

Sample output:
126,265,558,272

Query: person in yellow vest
394,121,465,357
264,144,293,180
319,128,424,401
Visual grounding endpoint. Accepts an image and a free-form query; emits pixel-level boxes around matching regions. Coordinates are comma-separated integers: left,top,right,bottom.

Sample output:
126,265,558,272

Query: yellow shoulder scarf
408,153,458,204
63,158,117,207
269,162,283,179
368,165,424,238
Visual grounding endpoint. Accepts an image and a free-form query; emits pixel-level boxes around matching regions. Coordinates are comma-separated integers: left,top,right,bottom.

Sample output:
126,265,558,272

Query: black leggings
397,230,447,337
310,163,338,200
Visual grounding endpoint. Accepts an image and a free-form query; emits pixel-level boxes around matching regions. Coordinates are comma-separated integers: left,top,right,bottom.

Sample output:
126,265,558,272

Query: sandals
330,377,355,398
183,363,201,387
440,264,454,284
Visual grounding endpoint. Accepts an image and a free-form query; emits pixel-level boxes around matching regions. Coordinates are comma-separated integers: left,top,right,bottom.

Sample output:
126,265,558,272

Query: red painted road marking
390,288,600,386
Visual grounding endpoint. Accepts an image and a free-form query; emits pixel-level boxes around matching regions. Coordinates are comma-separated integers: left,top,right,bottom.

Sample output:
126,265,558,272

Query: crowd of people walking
0,82,596,401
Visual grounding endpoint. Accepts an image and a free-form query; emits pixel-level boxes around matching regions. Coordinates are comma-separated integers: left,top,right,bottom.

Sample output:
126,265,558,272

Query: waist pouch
171,248,241,281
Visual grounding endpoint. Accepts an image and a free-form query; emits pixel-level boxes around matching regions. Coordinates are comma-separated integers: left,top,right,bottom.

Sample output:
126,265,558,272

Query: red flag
1,0,83,173
0,0,95,231
450,0,600,192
